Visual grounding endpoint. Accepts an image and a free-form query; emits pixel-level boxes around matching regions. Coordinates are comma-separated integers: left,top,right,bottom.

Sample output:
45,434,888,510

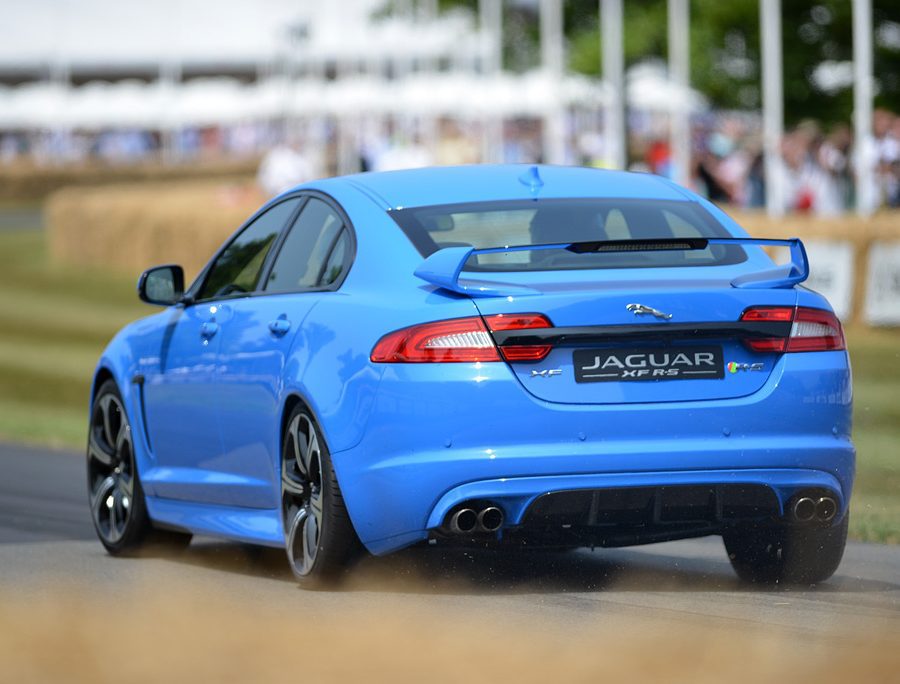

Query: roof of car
310,164,693,210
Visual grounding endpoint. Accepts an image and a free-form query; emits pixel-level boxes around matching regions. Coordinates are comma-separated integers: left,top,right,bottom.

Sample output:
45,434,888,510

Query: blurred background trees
441,0,900,125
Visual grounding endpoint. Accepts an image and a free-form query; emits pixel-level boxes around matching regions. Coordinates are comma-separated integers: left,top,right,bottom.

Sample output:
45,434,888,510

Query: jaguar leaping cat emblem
626,303,673,320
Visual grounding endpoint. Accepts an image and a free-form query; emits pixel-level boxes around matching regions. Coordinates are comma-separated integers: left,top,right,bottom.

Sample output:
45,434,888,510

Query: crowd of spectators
0,122,279,167
629,108,900,215
2,108,899,214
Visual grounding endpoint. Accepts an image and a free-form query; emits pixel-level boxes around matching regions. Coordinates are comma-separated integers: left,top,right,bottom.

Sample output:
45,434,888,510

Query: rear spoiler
413,237,808,297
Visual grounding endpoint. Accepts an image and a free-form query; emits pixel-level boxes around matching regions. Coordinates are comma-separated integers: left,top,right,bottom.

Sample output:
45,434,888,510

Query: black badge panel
573,346,724,383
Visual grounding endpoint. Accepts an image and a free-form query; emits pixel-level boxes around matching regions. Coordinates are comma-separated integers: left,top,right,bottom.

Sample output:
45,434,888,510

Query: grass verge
0,229,146,449
0,228,897,542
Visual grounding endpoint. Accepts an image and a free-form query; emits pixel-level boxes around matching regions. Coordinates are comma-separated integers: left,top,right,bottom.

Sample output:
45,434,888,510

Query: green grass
0,228,898,543
845,327,900,544
0,229,146,449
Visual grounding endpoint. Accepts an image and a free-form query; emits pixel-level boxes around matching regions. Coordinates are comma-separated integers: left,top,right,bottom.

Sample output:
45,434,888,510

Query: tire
281,405,361,587
87,379,192,555
723,515,848,586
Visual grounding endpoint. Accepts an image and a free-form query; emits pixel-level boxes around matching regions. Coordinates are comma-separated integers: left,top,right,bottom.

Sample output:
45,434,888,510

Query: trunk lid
474,275,797,405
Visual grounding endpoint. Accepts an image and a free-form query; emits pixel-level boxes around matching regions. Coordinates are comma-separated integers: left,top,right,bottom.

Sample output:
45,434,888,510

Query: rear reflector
370,313,554,363
740,306,845,352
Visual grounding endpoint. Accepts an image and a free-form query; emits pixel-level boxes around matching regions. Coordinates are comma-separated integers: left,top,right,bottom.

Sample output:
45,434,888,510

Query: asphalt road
1,441,898,635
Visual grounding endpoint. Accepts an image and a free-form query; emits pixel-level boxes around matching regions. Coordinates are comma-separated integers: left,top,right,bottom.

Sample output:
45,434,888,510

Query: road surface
1,441,898,636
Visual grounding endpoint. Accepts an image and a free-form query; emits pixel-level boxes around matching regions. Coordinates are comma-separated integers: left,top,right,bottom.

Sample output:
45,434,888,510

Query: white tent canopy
626,62,707,114
0,72,613,129
0,1,710,133
0,61,712,130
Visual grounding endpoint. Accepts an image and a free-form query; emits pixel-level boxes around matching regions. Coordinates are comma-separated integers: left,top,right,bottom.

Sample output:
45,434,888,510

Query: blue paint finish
139,303,231,505
413,246,542,297
424,469,847,531
331,350,853,552
145,495,284,547
89,165,855,558
517,165,545,195
724,237,809,288
213,296,313,509
471,284,798,405
320,164,688,209
415,237,809,296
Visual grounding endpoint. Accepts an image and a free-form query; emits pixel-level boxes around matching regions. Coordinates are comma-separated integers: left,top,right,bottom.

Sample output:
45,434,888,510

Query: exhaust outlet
792,497,816,522
449,508,477,534
478,507,504,533
815,497,837,522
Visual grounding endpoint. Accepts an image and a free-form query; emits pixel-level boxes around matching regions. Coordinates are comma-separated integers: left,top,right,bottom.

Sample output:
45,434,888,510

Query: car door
214,196,353,509
142,196,303,504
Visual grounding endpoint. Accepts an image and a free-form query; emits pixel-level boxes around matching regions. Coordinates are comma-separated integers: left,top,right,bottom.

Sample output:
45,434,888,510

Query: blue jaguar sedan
87,164,854,587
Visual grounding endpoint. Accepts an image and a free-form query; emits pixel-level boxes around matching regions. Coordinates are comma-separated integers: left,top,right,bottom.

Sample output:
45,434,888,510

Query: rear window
390,198,746,271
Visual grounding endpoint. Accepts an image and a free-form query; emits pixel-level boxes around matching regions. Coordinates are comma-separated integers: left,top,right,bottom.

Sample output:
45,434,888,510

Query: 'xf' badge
530,369,562,378
626,303,672,320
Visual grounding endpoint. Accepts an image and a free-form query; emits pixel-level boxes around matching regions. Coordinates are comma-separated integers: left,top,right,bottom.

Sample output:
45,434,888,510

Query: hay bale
46,180,264,283
0,160,257,202
730,210,900,323
45,182,900,324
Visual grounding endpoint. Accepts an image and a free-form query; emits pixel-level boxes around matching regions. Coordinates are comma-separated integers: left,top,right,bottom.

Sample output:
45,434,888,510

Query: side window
265,198,349,293
197,198,301,301
319,230,349,286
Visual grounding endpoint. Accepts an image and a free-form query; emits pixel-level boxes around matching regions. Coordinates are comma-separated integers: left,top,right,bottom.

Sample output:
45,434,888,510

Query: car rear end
334,184,853,563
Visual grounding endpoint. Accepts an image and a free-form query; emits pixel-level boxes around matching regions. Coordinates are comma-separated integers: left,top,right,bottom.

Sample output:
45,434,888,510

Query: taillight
483,313,553,361
786,307,846,352
740,307,794,352
740,306,845,352
370,313,554,363
370,316,500,363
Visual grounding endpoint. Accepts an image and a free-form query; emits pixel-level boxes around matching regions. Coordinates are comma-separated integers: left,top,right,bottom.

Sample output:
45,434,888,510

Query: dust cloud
0,578,896,683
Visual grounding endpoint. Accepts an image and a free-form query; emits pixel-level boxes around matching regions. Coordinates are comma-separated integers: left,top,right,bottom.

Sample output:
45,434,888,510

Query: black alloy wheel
87,379,191,554
281,406,360,586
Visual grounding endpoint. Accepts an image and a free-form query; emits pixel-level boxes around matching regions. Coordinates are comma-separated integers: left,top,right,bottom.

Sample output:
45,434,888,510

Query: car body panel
88,165,855,559
144,495,284,546
140,303,225,503
329,349,853,553
470,279,799,404
342,164,690,209
214,296,311,509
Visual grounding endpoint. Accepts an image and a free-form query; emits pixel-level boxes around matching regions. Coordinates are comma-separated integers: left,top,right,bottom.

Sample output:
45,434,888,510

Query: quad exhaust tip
792,497,816,522
792,495,837,523
478,507,504,533
815,496,837,522
449,508,478,534
447,505,505,534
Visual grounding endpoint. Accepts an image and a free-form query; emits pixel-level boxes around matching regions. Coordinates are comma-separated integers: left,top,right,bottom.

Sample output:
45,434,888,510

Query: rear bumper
331,351,854,555
424,468,844,530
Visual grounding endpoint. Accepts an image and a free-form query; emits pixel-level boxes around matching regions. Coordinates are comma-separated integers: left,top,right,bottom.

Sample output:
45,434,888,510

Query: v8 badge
727,361,764,373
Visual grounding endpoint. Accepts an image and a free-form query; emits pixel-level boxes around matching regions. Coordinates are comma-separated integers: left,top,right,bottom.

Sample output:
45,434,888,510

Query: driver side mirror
138,265,185,306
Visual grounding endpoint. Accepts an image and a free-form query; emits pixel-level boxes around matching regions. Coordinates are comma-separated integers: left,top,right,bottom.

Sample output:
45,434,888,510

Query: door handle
268,318,292,336
200,321,219,339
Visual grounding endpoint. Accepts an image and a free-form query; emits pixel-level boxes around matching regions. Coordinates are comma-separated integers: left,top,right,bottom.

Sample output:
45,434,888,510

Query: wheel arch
277,391,365,542
91,366,116,403
89,343,152,490
279,393,307,453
